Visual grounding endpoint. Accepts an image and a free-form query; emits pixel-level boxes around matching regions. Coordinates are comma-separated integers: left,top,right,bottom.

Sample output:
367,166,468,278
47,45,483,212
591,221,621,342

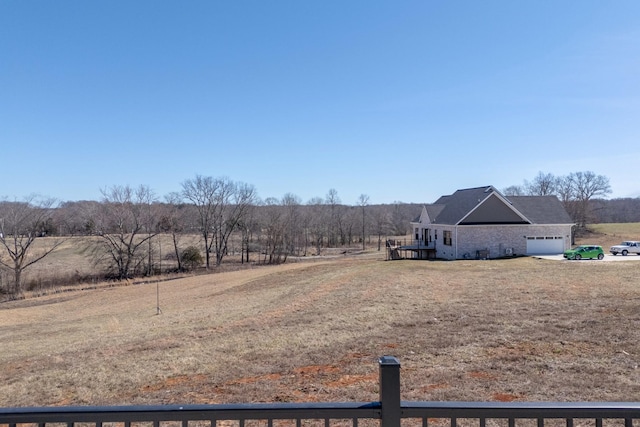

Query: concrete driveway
535,253,640,262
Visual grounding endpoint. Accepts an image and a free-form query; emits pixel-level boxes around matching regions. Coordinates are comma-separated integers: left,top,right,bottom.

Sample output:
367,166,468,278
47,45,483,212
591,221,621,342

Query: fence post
379,356,401,427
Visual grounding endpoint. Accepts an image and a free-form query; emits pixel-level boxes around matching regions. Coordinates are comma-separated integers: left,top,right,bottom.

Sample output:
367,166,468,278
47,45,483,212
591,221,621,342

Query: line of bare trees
0,177,416,299
3,171,633,300
503,170,613,228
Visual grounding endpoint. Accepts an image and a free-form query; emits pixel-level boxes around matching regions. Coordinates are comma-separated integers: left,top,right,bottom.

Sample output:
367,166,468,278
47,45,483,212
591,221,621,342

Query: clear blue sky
2,1,639,205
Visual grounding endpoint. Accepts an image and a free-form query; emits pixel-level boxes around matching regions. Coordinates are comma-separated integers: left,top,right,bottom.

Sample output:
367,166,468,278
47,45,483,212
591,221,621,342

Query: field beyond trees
2,225,640,407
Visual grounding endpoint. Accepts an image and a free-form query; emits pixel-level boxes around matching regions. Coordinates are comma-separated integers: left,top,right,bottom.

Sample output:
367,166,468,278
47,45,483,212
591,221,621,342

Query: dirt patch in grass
2,249,640,407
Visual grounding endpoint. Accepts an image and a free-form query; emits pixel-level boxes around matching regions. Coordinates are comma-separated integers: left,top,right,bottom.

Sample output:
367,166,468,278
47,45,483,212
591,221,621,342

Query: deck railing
386,239,433,248
2,357,640,427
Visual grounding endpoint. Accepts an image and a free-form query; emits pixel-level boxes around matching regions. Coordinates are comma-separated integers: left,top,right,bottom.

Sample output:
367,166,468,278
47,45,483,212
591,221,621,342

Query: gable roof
508,195,574,224
424,204,445,221
425,185,573,225
460,192,529,224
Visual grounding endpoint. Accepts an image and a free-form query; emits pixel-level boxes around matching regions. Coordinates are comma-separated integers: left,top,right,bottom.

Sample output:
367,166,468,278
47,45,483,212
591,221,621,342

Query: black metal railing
386,239,434,248
2,356,640,427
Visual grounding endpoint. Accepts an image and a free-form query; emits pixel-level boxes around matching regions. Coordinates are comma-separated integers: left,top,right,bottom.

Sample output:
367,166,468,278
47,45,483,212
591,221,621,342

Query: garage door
526,236,564,254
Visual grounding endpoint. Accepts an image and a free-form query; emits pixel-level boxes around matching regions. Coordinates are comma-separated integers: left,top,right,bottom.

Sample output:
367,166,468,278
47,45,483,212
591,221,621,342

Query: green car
563,245,604,260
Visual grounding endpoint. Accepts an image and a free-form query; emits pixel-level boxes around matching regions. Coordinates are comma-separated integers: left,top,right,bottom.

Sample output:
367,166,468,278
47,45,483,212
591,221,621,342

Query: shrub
181,246,203,271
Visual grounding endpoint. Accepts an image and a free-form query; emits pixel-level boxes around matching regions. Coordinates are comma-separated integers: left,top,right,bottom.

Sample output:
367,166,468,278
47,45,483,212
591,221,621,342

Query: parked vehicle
563,245,604,260
610,241,640,256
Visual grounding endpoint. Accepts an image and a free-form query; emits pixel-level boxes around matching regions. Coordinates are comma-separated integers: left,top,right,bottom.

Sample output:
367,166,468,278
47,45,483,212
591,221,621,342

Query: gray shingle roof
508,196,574,224
431,186,496,224
427,186,573,225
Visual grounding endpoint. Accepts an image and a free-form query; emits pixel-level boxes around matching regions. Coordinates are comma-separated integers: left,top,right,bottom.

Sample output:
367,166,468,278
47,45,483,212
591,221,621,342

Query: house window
443,230,452,246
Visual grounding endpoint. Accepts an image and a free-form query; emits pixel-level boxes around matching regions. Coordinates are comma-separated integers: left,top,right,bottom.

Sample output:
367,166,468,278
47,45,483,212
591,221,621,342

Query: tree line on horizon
1,171,638,299
0,176,419,299
501,171,637,228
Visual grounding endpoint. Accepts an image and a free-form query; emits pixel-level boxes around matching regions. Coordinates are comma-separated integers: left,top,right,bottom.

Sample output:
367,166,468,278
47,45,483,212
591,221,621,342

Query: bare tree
181,175,219,269
260,197,286,264
510,170,612,229
158,192,189,272
282,193,302,257
358,194,370,250
568,171,612,228
182,175,256,268
325,189,342,246
306,197,327,255
389,202,415,235
502,185,525,196
525,172,557,196
211,180,256,266
53,201,91,235
370,205,393,251
89,185,158,280
239,203,259,264
0,196,63,298
555,174,578,220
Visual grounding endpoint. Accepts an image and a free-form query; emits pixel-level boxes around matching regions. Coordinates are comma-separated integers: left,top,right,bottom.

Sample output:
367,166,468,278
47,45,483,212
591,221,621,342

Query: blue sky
2,1,639,205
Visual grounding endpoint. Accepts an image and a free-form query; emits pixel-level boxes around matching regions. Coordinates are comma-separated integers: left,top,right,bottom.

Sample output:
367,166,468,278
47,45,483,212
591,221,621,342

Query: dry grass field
2,225,640,408
588,223,640,247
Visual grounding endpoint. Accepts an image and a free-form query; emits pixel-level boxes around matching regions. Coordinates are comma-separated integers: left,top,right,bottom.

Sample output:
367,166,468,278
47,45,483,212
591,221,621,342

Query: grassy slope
2,230,640,406
586,223,640,248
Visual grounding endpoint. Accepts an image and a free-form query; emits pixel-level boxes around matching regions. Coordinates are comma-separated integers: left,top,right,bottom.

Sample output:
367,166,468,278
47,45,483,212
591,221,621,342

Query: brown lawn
2,239,640,407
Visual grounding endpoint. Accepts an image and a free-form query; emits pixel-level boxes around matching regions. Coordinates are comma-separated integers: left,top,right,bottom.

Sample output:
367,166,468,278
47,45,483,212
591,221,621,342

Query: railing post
379,356,401,427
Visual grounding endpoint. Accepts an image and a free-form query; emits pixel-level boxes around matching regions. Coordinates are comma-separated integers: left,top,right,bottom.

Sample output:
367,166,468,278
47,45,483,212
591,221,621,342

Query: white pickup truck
609,241,640,256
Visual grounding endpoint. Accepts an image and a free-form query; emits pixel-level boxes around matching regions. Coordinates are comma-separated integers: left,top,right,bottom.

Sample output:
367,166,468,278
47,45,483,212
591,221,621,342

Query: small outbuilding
405,185,574,260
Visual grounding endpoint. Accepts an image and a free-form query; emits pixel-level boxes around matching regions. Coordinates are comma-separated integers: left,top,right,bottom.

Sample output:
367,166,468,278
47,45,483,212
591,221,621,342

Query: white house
406,186,574,260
